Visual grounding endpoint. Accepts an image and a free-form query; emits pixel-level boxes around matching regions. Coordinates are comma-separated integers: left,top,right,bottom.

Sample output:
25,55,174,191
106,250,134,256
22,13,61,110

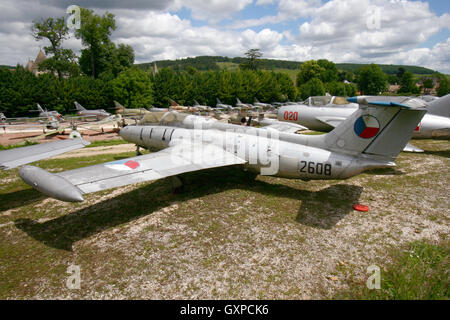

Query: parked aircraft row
2,95,442,205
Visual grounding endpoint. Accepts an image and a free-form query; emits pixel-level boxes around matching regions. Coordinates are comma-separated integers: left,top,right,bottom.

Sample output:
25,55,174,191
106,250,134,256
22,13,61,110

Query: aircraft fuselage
119,125,392,181
278,105,450,139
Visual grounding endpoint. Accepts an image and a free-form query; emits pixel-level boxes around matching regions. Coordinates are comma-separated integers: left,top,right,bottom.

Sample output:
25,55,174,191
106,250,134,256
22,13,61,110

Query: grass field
0,139,448,299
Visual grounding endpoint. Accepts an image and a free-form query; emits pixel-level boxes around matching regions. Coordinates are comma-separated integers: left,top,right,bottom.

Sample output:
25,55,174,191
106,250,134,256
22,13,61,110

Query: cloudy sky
0,0,449,72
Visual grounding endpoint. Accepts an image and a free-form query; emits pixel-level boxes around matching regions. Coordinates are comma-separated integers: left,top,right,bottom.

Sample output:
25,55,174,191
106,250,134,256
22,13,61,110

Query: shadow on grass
15,166,362,251
0,188,47,212
422,149,450,158
364,167,405,175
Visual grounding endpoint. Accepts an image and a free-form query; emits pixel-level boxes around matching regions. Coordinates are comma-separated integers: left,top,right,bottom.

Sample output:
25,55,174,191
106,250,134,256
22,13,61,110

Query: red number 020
283,111,298,121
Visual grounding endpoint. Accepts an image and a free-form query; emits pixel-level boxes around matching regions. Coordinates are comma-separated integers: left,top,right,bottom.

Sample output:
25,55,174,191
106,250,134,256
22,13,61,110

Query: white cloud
0,0,449,74
256,0,275,5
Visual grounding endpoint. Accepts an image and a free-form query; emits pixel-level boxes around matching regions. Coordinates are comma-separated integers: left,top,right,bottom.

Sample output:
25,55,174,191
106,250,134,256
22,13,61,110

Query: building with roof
25,49,49,76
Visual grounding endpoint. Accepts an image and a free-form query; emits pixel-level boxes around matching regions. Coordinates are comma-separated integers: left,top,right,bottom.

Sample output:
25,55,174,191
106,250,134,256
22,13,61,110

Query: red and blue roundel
354,115,380,139
105,160,140,171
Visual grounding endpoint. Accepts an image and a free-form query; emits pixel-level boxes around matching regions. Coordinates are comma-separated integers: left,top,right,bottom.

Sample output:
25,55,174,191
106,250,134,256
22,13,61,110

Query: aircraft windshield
310,96,332,106
332,97,349,105
160,111,189,125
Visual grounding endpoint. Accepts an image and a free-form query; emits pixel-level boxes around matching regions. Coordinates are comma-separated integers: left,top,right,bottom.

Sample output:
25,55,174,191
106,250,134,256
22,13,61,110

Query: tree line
0,7,448,118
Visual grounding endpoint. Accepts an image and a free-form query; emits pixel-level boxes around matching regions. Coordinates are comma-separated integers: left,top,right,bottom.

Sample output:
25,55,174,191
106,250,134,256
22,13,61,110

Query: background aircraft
74,101,111,120
236,98,254,110
253,98,273,110
216,98,234,111
35,103,63,119
193,100,212,112
276,94,450,141
19,97,426,203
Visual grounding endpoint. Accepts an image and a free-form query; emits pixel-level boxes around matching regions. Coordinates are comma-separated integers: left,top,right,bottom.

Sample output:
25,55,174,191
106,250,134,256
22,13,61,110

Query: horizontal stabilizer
403,143,424,153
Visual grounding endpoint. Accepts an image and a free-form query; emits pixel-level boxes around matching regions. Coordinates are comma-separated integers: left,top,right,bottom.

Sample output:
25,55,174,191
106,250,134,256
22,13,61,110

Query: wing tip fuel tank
19,165,84,202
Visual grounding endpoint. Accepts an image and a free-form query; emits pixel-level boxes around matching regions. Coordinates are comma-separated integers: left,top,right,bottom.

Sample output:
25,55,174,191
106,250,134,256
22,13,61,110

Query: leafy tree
31,17,79,78
277,72,297,101
437,76,449,97
338,70,355,83
296,59,339,86
387,74,399,85
298,78,325,100
152,68,178,107
356,64,387,95
240,49,263,71
317,59,339,82
296,60,325,85
75,8,116,78
111,68,153,108
396,67,406,79
398,71,416,93
422,78,434,89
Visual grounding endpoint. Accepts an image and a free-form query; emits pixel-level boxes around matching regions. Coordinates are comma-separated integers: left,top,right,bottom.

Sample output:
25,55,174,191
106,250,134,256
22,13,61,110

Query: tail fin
193,100,200,106
255,97,260,103
74,101,86,111
169,99,180,107
114,101,124,110
427,94,450,118
317,97,427,160
36,103,44,113
216,98,222,105
237,98,242,104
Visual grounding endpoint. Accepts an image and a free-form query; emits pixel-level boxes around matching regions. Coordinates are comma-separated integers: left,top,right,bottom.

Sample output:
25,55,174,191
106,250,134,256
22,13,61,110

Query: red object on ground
353,204,370,212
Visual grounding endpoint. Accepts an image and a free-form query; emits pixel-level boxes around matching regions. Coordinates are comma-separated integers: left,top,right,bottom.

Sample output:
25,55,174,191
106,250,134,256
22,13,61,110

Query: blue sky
0,0,449,73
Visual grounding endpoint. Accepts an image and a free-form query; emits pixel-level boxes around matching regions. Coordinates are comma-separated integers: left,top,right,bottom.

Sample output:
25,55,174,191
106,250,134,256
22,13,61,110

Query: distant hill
136,56,436,75
0,65,14,70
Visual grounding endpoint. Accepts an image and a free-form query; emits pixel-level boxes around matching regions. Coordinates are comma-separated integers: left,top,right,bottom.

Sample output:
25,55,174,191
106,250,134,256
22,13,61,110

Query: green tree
437,76,449,97
76,8,116,78
31,17,79,78
356,64,387,95
398,71,416,93
240,49,263,71
396,67,405,79
298,78,325,100
317,59,339,82
111,68,153,108
296,60,325,85
152,68,178,107
296,59,338,86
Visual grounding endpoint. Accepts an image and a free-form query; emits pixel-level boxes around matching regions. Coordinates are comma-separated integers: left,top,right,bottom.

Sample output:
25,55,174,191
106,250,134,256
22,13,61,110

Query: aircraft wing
260,120,308,133
0,138,90,170
315,116,346,128
19,142,247,202
259,118,308,132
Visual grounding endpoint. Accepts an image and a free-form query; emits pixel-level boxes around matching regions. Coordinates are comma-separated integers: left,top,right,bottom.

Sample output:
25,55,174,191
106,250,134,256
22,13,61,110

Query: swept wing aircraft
236,98,254,110
36,103,63,119
193,100,212,112
253,98,273,110
216,98,234,111
277,95,450,141
74,102,111,120
19,97,426,202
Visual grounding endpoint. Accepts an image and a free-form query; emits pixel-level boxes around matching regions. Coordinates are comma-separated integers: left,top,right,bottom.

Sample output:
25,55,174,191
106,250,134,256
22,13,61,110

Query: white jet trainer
19,98,426,202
